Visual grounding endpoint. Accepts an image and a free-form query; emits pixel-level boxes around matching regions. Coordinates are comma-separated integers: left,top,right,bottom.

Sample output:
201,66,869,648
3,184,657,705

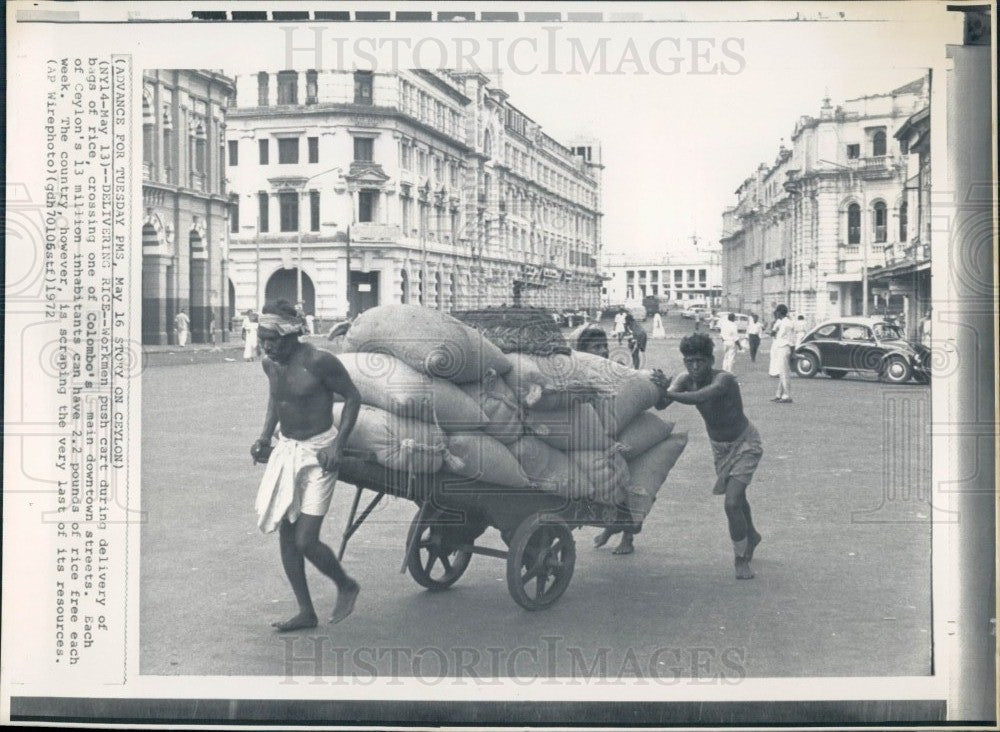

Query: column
142,254,171,344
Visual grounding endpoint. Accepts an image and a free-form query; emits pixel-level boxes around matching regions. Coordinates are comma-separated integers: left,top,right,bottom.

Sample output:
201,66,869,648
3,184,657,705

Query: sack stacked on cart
336,305,530,489
503,349,688,515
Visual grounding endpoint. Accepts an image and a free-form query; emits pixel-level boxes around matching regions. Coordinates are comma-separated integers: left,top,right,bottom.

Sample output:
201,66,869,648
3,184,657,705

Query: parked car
709,311,752,333
792,317,930,383
681,305,710,320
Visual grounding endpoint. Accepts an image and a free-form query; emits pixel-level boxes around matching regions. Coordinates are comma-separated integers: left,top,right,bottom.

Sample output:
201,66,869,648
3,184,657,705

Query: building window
309,190,320,232
401,196,412,234
354,71,373,104
227,139,238,166
278,138,299,164
307,136,319,164
873,201,887,243
353,137,374,162
305,70,318,105
258,192,269,232
258,138,269,165
279,191,299,232
847,203,861,244
358,190,376,223
230,196,239,233
418,149,427,174
277,70,298,105
162,128,173,183
846,144,860,160
400,142,412,170
899,201,908,242
872,129,887,157
257,72,268,106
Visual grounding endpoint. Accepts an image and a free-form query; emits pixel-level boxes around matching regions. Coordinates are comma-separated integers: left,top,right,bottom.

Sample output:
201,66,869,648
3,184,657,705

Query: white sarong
254,423,339,533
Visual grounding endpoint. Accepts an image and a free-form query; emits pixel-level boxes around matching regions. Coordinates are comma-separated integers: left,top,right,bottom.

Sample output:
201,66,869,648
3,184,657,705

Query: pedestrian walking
624,314,647,369
242,310,259,361
769,305,794,403
920,310,932,348
174,311,190,346
746,314,763,363
651,312,666,339
653,332,764,580
720,312,741,372
613,309,627,344
251,299,363,631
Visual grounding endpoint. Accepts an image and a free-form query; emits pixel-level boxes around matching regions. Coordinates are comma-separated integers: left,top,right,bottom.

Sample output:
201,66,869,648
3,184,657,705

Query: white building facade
601,249,722,307
720,77,929,324
226,69,603,323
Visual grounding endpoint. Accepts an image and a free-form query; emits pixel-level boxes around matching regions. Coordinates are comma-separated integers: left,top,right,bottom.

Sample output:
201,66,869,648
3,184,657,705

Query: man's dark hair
262,299,299,319
728,312,736,321
575,325,608,352
775,304,789,318
680,331,714,358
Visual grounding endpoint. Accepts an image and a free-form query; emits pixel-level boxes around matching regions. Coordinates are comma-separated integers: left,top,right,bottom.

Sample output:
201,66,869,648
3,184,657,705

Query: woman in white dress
768,304,794,402
651,312,665,339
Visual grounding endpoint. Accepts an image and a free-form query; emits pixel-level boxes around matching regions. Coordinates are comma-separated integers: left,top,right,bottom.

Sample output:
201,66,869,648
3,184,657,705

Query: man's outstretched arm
665,372,732,405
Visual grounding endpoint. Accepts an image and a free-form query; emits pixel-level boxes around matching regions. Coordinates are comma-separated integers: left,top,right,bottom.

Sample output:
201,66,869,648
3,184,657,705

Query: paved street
140,311,931,680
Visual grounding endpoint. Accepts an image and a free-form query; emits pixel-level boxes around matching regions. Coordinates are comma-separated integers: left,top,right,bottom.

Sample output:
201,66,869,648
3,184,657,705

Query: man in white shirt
720,313,741,372
746,314,764,363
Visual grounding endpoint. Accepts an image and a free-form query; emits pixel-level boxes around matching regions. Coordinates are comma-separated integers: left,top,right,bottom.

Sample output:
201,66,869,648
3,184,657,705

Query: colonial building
601,248,722,307
225,69,603,321
720,77,929,324
141,70,236,345
867,103,931,339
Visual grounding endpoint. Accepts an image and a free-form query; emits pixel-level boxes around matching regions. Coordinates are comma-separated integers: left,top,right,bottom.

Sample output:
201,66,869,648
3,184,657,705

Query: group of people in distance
249,300,772,633
611,308,649,368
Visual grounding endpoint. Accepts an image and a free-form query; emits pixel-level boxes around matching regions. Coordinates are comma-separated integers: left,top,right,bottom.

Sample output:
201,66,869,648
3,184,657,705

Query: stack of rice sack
503,349,688,527
335,304,686,525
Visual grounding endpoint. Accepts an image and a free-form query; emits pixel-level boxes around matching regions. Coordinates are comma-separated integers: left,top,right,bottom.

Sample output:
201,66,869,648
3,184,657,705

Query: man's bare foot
330,580,360,624
735,559,754,580
593,527,619,549
271,611,318,632
745,531,762,561
613,534,635,555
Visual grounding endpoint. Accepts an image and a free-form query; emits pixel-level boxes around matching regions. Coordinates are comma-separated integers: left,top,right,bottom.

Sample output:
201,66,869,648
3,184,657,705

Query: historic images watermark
279,635,748,685
282,26,747,77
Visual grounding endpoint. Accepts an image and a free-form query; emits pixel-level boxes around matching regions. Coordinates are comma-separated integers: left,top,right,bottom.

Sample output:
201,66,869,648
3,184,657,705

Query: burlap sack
511,436,596,502
570,448,631,505
523,400,613,453
459,368,523,444
615,412,676,459
332,403,453,473
344,304,511,383
445,431,530,488
624,431,689,522
337,352,487,429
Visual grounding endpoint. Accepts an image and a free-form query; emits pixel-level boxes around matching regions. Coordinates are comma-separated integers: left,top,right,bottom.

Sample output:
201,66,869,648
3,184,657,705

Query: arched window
847,203,861,245
898,201,908,242
872,130,887,157
400,269,409,304
483,129,493,158
872,201,887,243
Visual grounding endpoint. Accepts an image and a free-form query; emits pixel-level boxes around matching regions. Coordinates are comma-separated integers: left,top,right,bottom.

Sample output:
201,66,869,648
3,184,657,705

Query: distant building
867,104,931,339
601,248,722,308
225,69,603,320
720,77,929,324
141,69,236,345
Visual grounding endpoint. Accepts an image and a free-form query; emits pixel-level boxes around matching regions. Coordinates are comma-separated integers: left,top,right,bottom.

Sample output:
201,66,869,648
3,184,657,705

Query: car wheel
795,352,819,378
825,369,847,379
881,356,913,384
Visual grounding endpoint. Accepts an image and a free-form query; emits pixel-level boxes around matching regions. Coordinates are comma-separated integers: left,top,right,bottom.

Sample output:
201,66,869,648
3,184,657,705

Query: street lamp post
289,166,344,315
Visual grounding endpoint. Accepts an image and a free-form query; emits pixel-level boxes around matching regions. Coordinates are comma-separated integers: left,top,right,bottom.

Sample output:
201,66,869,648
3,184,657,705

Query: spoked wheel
506,513,576,610
405,506,473,590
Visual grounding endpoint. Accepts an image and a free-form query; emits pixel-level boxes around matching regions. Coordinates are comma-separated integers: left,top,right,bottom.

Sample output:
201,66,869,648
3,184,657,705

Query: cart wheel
406,507,473,591
506,513,576,610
